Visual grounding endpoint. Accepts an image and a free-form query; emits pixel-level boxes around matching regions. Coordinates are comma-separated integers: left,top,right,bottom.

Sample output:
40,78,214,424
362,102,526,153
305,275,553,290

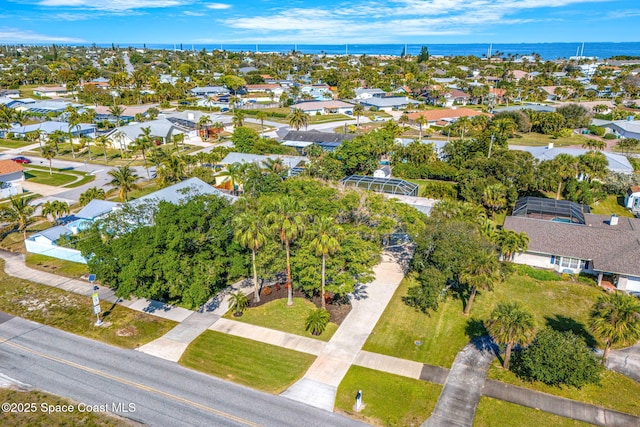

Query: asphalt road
0,314,366,427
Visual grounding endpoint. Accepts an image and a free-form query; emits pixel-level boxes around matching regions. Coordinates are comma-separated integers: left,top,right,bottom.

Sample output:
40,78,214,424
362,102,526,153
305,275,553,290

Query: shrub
587,125,606,137
603,133,618,140
515,265,558,281
511,328,602,388
577,273,597,286
420,181,458,199
305,308,330,336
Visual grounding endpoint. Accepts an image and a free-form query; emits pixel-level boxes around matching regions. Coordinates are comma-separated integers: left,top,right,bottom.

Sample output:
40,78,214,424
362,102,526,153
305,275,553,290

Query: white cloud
38,0,190,11
183,11,205,16
206,2,231,9
0,28,85,42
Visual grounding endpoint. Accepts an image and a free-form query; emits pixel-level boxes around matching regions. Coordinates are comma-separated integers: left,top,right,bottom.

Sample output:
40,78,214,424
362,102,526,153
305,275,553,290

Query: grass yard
179,330,315,393
507,132,590,147
25,253,89,278
0,388,134,426
474,397,591,427
0,220,51,252
24,169,77,186
223,297,338,342
487,363,640,417
120,180,162,201
0,260,176,348
363,273,605,368
590,195,635,218
335,365,442,427
0,138,33,149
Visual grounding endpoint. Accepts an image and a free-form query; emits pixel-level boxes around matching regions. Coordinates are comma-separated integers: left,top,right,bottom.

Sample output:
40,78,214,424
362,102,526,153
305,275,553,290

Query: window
557,256,586,270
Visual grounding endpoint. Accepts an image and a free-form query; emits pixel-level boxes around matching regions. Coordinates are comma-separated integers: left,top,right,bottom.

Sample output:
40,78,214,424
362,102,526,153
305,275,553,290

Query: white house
359,97,420,112
291,100,354,115
0,160,24,198
625,186,640,215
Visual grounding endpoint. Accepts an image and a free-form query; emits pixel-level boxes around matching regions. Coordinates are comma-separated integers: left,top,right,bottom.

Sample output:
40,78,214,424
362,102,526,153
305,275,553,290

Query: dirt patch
250,284,352,326
116,326,137,337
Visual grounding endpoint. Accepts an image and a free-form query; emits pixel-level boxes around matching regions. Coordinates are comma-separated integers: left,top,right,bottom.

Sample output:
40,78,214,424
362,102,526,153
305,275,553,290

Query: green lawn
223,297,338,342
0,220,50,252
0,389,133,426
508,132,590,147
0,260,176,348
335,366,442,427
590,195,635,218
25,253,89,278
474,397,591,427
179,330,315,393
487,363,640,417
24,169,77,186
0,138,33,149
363,273,605,368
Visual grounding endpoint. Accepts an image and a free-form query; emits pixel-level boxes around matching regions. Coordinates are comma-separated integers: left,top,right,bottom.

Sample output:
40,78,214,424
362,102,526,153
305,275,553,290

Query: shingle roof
132,177,235,206
281,130,355,144
36,225,73,242
361,97,419,108
407,108,484,122
504,214,640,277
291,100,354,111
0,160,24,175
509,145,633,174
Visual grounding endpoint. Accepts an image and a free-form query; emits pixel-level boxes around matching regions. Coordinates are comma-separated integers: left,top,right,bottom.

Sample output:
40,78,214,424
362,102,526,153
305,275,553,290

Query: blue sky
0,0,639,44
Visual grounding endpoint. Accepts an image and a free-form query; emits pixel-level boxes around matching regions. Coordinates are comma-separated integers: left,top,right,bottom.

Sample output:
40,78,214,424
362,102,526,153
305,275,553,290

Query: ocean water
96,42,640,60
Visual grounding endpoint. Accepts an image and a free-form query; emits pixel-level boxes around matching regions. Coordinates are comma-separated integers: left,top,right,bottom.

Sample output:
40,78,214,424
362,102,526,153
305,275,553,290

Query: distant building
290,100,354,115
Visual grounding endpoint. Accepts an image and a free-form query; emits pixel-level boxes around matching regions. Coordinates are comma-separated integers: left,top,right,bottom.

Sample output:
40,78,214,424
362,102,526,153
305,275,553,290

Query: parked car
11,156,32,164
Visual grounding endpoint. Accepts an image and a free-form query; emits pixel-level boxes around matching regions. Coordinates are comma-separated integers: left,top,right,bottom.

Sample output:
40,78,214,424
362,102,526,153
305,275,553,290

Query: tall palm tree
79,187,106,206
353,104,364,128
134,126,153,178
233,212,267,303
41,200,69,221
460,250,501,315
288,108,309,131
309,216,342,309
262,157,287,179
553,154,578,200
455,116,472,140
255,110,267,137
589,293,640,364
416,115,428,139
266,196,306,306
495,229,529,261
108,104,125,127
232,110,245,128
482,183,507,220
41,144,57,175
95,135,110,164
218,163,244,195
65,107,79,159
0,196,36,241
108,165,140,201
156,153,186,186
486,302,536,369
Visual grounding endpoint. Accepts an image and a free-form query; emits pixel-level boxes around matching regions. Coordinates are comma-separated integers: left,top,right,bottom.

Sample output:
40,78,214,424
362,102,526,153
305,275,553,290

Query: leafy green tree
486,302,536,369
108,165,140,201
556,104,591,129
0,196,36,241
589,293,640,364
231,126,259,153
305,308,330,336
512,328,602,388
79,187,106,206
416,46,430,63
233,212,267,302
266,195,306,306
229,291,249,317
309,216,342,309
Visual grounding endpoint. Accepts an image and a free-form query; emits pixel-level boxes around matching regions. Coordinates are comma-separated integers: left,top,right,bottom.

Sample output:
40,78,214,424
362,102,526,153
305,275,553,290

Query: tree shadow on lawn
545,314,597,348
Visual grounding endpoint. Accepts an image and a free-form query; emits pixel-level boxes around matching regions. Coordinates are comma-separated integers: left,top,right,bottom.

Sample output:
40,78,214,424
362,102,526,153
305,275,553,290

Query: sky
0,0,639,45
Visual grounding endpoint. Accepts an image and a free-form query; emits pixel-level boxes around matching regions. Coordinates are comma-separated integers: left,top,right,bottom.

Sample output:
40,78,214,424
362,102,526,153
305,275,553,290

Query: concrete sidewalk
606,343,640,383
0,250,192,323
282,249,408,411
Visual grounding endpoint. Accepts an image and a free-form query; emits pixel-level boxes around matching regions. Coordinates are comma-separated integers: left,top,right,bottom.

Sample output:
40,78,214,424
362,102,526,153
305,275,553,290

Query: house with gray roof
104,119,186,150
359,96,420,112
600,119,640,140
3,121,96,139
509,145,633,174
190,86,230,97
504,197,640,293
280,130,355,153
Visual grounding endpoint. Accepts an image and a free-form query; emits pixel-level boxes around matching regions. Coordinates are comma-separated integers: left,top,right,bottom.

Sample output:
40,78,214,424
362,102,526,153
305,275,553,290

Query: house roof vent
610,214,619,226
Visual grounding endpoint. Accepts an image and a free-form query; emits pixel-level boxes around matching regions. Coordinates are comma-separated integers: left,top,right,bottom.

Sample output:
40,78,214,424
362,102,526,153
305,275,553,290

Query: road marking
0,339,262,427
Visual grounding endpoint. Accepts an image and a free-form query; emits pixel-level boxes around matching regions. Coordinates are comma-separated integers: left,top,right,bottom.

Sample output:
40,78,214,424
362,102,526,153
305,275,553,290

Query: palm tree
41,144,57,175
255,110,267,136
108,165,140,201
41,200,69,221
305,308,330,336
416,115,429,139
95,135,109,164
495,229,529,261
228,291,250,317
156,153,186,186
353,104,364,128
0,196,36,241
218,163,244,195
79,187,106,206
108,104,125,127
134,126,152,178
553,154,578,200
482,183,507,220
266,196,306,306
288,108,309,131
455,116,472,140
589,293,640,364
263,157,287,179
65,106,78,159
309,216,342,309
460,250,501,315
233,212,267,303
486,302,536,369
398,114,409,129
232,110,245,128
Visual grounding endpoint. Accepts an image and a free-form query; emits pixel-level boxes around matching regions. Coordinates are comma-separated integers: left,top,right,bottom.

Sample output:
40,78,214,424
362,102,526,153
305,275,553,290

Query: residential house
2,121,96,139
406,108,485,127
300,84,333,101
32,85,73,97
359,96,420,112
0,89,20,98
104,119,185,150
16,100,77,114
0,160,24,198
280,130,355,153
190,86,230,97
625,186,640,216
600,119,640,140
290,100,354,115
504,197,640,293
354,88,385,100
510,144,633,174
94,105,157,123
493,104,556,114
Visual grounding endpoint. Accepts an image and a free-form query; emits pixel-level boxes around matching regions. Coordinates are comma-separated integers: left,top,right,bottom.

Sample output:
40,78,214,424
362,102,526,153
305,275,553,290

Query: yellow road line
0,339,262,427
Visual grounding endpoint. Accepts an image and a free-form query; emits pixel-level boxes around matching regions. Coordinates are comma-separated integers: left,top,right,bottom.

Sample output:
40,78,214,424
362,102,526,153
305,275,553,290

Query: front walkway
281,249,409,411
423,338,496,427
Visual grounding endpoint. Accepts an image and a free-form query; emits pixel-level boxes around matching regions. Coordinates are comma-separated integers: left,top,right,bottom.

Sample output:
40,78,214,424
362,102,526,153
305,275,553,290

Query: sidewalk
0,250,191,323
281,249,408,411
606,343,640,383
